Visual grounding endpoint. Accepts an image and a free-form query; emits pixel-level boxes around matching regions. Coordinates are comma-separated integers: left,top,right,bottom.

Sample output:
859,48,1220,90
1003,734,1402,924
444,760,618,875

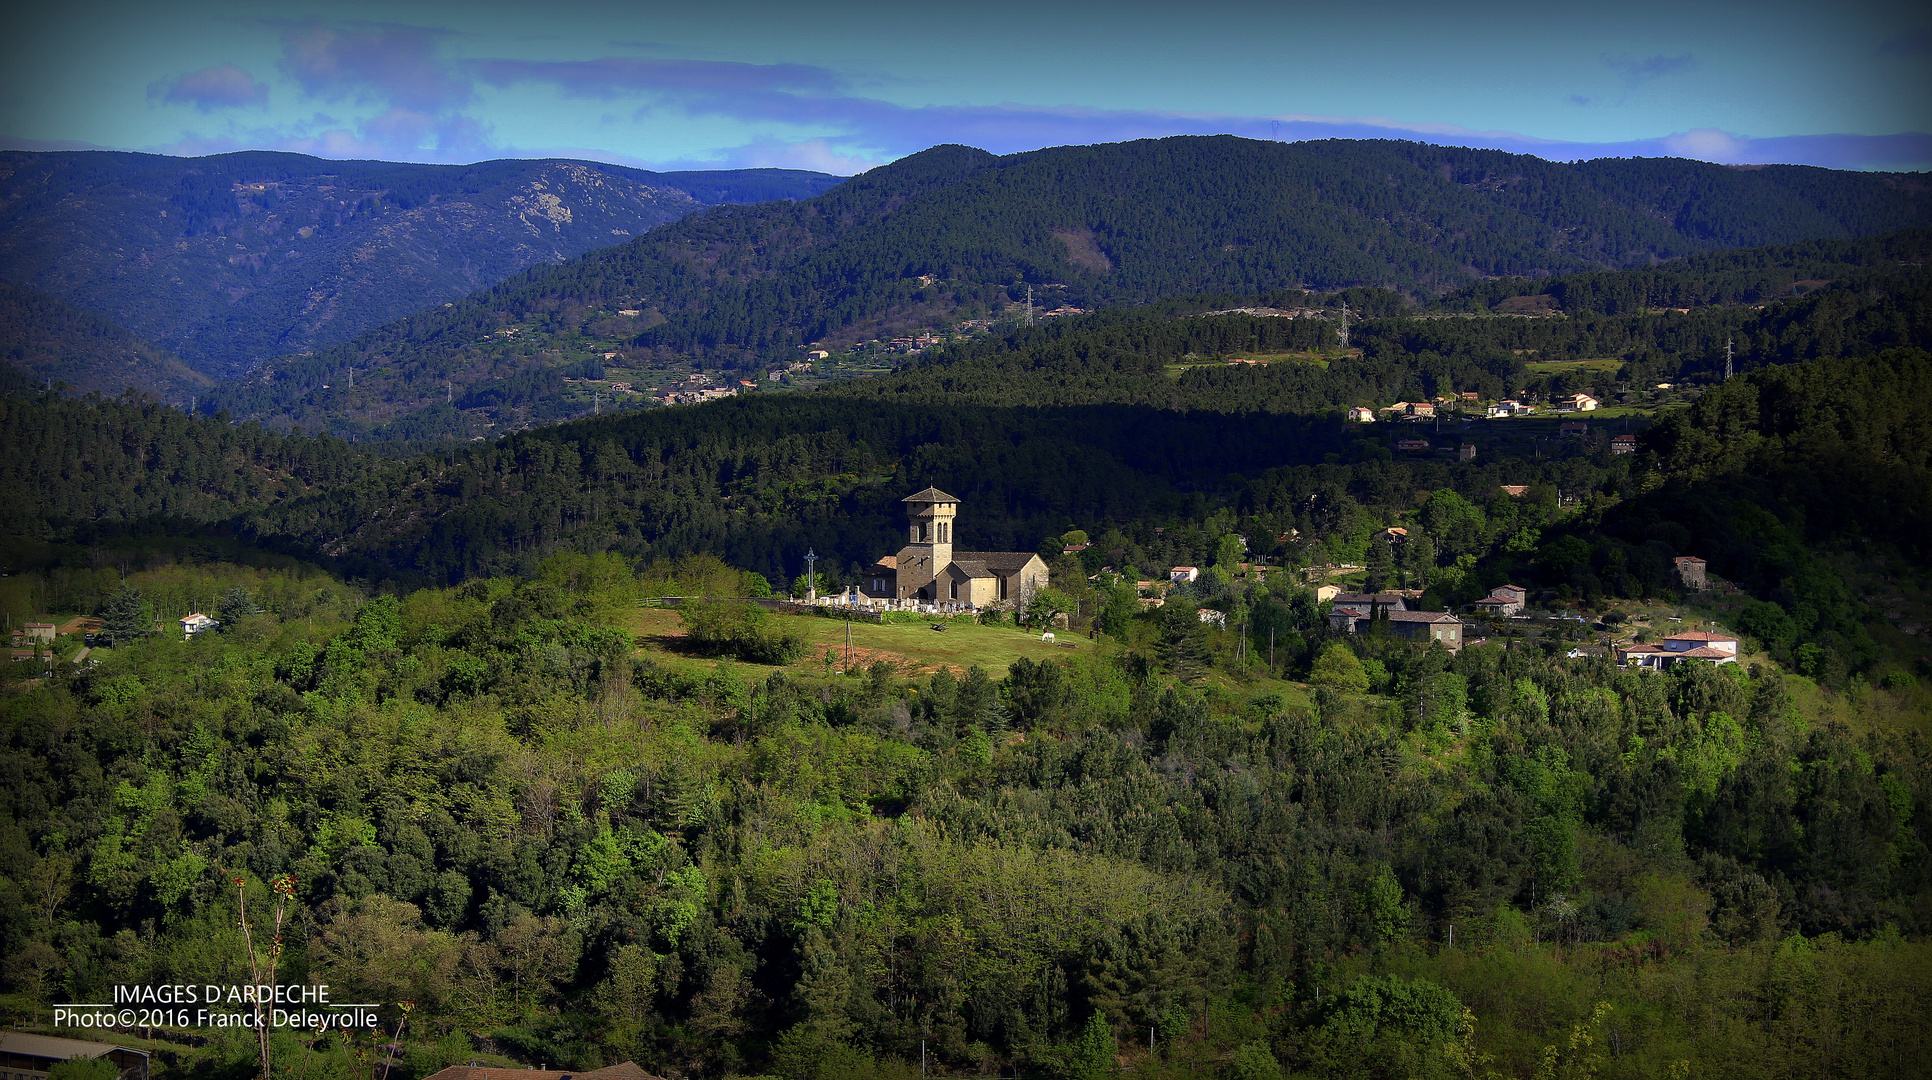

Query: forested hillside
0,283,210,400
0,390,373,544
0,150,839,379
198,138,1927,437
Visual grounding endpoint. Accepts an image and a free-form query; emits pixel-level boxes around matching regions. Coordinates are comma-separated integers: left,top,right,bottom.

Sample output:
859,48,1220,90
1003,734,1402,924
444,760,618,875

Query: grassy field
1524,357,1623,375
628,606,1113,680
1163,351,1341,378
629,604,1324,714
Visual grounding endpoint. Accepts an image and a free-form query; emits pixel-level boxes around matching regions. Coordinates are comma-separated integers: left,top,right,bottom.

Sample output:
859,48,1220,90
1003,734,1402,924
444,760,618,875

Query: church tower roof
901,486,960,504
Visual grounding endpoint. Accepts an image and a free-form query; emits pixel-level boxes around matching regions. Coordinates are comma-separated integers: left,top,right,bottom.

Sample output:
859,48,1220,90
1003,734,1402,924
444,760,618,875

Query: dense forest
2,515,1928,1080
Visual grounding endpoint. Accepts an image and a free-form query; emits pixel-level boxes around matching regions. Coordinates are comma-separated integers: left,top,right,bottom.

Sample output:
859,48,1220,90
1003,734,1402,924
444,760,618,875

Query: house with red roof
1471,584,1528,616
1618,630,1739,669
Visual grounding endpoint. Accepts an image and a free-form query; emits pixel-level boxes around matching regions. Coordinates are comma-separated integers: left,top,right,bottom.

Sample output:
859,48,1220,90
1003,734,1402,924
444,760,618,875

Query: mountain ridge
0,149,841,381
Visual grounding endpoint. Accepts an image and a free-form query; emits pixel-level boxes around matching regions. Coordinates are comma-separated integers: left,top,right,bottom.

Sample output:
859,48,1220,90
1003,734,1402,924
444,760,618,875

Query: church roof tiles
901,487,960,503
952,550,1042,571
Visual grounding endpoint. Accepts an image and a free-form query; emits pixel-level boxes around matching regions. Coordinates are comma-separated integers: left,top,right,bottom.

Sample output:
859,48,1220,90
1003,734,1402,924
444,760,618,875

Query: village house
861,489,1049,606
1471,583,1528,616
1619,630,1739,668
1347,406,1377,423
1488,399,1532,417
1328,606,1465,650
1611,434,1638,454
1371,527,1408,546
1558,393,1600,412
1560,421,1589,438
1675,556,1708,590
10,622,54,645
1170,566,1200,583
1459,443,1477,462
1395,438,1430,452
179,613,217,635
1325,592,1415,630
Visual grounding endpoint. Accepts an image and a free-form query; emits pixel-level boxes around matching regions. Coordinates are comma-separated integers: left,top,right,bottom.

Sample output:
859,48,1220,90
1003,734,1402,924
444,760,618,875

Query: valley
1,135,1929,1080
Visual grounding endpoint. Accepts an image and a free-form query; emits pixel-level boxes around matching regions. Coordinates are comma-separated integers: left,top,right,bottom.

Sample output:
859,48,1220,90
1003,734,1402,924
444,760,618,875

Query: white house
1169,566,1199,583
179,613,218,636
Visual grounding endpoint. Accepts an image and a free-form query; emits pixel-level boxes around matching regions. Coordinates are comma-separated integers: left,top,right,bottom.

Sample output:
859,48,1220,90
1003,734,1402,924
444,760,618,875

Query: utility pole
1338,299,1350,350
804,548,818,601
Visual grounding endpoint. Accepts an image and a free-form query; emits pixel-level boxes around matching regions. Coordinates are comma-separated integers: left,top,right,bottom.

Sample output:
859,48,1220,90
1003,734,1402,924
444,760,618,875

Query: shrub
678,600,806,664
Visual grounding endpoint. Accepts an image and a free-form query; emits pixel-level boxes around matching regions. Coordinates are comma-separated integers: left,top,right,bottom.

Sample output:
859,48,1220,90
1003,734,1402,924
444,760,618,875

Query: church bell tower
894,487,958,599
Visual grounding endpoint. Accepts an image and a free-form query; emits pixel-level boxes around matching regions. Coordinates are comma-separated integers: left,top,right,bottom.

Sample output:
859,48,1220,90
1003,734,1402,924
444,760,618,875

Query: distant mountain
206,137,1927,439
0,150,840,379
0,282,209,401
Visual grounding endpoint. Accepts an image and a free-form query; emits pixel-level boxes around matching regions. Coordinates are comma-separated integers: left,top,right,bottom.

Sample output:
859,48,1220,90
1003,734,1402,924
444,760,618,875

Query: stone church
862,488,1050,606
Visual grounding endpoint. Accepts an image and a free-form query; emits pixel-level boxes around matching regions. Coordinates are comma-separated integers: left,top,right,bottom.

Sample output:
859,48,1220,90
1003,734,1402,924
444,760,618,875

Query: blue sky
3,0,1927,173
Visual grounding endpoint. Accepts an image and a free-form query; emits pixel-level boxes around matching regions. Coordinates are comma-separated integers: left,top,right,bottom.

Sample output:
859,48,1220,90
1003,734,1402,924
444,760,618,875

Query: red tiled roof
1666,631,1736,642
1672,646,1735,659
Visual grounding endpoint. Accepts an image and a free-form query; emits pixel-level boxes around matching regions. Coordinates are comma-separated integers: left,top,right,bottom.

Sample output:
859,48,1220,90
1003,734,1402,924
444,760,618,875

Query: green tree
1027,587,1076,627
99,586,152,645
1310,643,1370,693
1097,583,1140,638
215,586,262,629
1157,603,1210,683
1363,862,1409,945
1402,531,1436,589
46,1060,118,1080
1364,536,1394,593
1229,1042,1284,1080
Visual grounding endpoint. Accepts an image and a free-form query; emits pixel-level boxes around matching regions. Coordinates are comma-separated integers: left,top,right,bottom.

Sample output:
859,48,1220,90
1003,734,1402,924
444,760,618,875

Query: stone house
1675,556,1708,590
1471,583,1528,616
1329,607,1465,651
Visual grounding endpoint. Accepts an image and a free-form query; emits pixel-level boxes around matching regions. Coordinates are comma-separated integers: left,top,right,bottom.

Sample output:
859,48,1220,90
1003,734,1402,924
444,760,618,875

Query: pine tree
100,587,152,645
1158,603,1210,684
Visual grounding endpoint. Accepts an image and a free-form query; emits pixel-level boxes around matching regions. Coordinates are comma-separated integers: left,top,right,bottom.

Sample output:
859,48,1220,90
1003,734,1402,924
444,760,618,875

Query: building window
998,576,1007,600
